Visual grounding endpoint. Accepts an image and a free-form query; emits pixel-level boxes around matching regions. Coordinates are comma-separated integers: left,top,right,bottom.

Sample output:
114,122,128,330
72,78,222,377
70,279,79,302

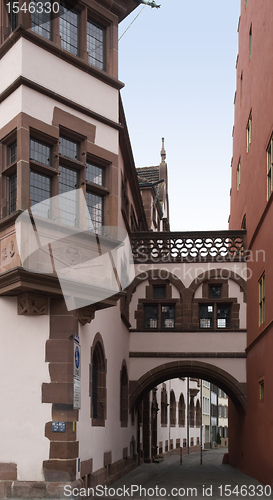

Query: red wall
229,0,273,486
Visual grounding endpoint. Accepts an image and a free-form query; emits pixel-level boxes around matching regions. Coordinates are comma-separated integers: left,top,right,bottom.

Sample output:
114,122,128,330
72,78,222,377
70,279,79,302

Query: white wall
0,297,51,481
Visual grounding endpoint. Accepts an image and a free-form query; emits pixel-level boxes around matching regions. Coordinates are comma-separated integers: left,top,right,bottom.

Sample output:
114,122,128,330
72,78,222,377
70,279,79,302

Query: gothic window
189,397,195,427
170,390,176,426
195,399,201,427
178,393,185,427
161,387,167,426
120,363,128,427
90,338,106,426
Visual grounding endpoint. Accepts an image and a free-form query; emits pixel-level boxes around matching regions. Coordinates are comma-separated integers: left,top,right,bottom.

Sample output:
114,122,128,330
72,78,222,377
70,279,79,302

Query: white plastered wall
0,297,51,481
77,304,137,476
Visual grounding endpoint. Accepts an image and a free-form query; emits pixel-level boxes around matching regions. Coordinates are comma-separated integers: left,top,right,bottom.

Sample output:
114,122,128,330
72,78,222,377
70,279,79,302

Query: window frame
267,137,273,200
258,273,265,326
87,18,105,71
246,112,252,152
237,159,241,191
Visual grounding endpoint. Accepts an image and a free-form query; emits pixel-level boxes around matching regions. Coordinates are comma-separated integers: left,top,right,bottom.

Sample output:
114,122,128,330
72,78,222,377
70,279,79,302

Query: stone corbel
77,305,96,326
18,293,49,315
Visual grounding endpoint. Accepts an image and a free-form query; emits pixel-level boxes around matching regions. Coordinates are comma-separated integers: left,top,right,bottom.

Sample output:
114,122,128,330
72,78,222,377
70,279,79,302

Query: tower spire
161,137,166,163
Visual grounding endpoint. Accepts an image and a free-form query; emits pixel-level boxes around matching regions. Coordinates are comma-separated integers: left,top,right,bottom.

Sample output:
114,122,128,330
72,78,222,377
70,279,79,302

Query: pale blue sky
119,0,241,231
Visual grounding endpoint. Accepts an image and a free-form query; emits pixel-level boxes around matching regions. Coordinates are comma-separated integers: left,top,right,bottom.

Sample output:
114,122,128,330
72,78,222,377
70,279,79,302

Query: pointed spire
161,137,166,163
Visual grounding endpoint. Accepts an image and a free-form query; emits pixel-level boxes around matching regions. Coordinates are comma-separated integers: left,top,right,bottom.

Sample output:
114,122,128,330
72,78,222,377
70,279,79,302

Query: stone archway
129,360,247,413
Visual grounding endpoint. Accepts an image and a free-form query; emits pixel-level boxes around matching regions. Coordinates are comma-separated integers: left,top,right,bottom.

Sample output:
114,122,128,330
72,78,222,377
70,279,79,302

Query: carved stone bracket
18,293,49,315
77,305,96,326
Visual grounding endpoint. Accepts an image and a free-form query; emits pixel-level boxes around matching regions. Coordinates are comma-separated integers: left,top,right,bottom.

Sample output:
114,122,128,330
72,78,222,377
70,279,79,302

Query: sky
118,0,241,232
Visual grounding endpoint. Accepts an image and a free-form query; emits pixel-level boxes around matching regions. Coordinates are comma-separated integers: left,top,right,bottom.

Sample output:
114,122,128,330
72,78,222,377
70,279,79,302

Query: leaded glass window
8,174,17,214
31,0,51,39
30,171,51,218
86,191,103,231
59,165,78,226
86,162,103,185
59,137,79,160
87,20,104,70
30,139,51,166
60,3,78,56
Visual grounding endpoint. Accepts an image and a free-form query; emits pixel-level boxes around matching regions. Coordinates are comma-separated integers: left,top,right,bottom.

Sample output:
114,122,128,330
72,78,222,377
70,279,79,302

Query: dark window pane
8,142,17,165
92,358,98,418
217,305,231,328
153,286,165,299
30,171,51,217
161,305,175,328
87,20,104,70
9,1,18,31
59,165,78,226
199,305,213,328
209,285,222,298
59,137,79,160
31,0,51,39
86,162,103,185
60,3,78,55
8,174,17,214
30,139,51,166
86,191,103,231
144,305,158,328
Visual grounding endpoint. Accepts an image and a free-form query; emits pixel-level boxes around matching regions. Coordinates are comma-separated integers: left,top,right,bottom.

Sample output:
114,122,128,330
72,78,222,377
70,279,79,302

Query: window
196,400,201,427
59,165,78,226
91,339,106,426
31,0,51,39
267,137,273,200
259,380,264,400
86,162,103,185
154,286,166,299
30,138,52,166
87,20,105,70
258,273,265,326
86,162,105,231
59,137,79,160
209,285,221,299
120,364,128,427
203,380,210,389
178,394,185,427
8,0,18,31
217,305,231,328
202,396,210,415
189,398,195,427
86,192,103,232
218,405,222,418
249,24,252,59
161,387,167,425
199,304,231,329
60,3,78,55
7,174,17,215
237,160,241,191
144,304,175,329
8,142,17,165
30,171,51,217
170,391,176,426
199,305,213,328
247,113,252,152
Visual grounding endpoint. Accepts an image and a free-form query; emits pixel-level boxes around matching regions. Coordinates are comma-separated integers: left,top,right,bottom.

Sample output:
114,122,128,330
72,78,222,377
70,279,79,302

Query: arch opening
129,360,246,413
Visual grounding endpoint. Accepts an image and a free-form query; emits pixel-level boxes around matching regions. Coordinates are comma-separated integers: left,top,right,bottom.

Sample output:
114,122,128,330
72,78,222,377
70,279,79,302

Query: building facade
229,0,273,485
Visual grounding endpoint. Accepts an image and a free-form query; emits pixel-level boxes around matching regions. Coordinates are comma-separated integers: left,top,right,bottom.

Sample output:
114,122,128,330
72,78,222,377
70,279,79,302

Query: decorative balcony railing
130,230,247,262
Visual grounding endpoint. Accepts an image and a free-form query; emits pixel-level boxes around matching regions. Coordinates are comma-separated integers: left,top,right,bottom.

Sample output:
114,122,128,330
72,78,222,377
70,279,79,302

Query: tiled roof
136,166,159,184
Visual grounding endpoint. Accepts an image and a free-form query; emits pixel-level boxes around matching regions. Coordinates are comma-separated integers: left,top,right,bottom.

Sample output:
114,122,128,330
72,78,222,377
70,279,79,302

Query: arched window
195,399,201,427
161,386,167,425
178,393,185,427
90,336,106,426
170,390,176,426
120,362,128,427
190,397,195,427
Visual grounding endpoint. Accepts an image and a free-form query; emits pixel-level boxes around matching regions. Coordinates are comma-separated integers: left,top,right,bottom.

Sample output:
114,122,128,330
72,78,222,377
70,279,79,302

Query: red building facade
229,0,273,485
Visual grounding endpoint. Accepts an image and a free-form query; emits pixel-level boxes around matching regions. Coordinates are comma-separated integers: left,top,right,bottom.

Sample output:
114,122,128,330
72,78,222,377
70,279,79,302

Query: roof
136,166,159,184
